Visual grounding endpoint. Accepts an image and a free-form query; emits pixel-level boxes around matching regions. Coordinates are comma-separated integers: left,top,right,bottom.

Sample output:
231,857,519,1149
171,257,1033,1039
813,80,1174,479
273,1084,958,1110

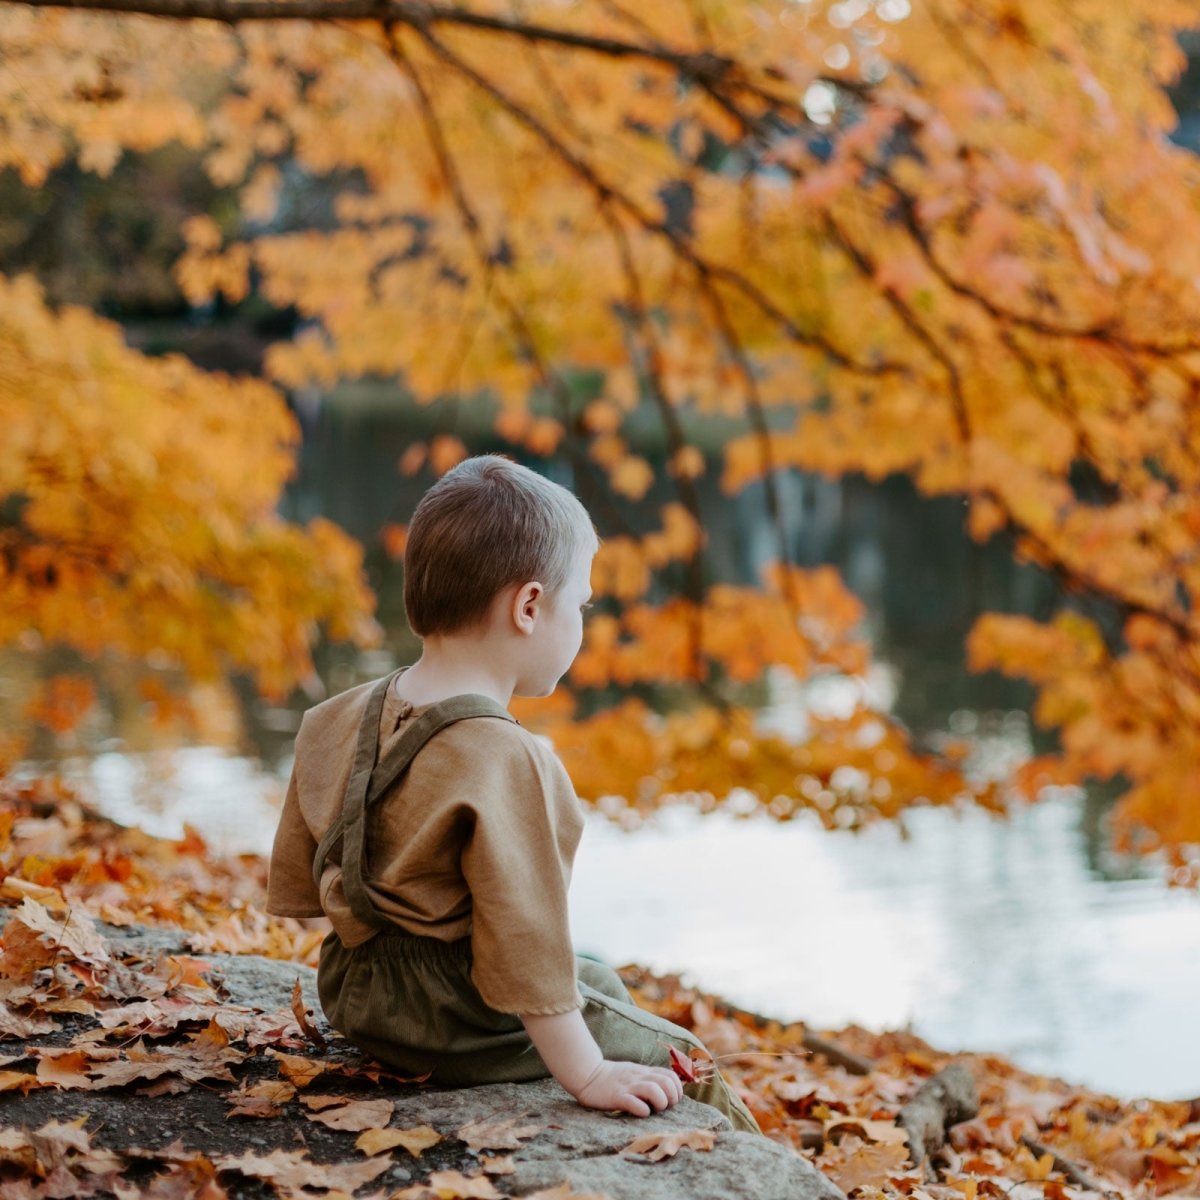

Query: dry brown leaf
0,1070,39,1093
6,898,110,968
290,978,327,1051
306,1097,394,1131
0,1005,57,1038
356,1125,441,1157
214,1147,390,1191
29,1117,91,1168
478,1153,515,1175
820,1136,912,1194
268,1049,331,1088
392,1169,503,1198
300,1093,350,1112
226,1079,297,1118
36,1049,95,1089
622,1129,717,1161
0,875,67,908
826,1116,911,1146
0,1127,38,1172
455,1113,540,1152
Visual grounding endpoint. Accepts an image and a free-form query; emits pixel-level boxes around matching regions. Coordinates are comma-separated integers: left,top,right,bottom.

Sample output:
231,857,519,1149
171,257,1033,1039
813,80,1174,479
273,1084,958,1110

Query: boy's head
404,454,599,638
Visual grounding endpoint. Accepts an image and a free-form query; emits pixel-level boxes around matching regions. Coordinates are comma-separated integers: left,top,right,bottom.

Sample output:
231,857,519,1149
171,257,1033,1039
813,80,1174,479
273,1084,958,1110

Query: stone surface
6,925,844,1200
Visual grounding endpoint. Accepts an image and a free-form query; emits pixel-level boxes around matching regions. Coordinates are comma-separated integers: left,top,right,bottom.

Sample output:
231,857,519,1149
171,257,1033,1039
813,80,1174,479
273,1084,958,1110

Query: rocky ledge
0,915,843,1200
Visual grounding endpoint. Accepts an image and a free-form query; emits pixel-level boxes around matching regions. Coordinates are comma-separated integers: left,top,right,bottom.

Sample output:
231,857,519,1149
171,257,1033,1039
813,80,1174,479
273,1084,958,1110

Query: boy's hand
573,1060,684,1117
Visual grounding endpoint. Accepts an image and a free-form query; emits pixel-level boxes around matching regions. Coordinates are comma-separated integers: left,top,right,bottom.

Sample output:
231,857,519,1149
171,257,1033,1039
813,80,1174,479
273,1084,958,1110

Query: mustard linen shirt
266,674,586,1016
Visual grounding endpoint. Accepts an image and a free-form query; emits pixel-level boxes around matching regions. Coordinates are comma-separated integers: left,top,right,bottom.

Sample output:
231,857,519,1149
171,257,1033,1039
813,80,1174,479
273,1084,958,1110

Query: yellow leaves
608,454,655,501
22,676,96,735
0,275,375,706
356,1124,442,1157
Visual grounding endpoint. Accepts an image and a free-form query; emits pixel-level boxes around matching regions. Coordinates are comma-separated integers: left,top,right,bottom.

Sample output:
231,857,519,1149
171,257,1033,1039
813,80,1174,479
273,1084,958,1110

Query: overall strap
311,677,516,932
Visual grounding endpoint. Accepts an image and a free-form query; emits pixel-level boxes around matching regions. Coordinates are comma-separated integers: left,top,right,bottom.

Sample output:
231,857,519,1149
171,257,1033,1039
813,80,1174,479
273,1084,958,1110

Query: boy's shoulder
294,675,545,764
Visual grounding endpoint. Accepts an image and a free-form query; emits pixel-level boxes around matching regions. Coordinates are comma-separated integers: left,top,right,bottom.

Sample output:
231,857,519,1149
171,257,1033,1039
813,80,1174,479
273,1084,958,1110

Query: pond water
16,395,1200,1102
51,678,1200,1104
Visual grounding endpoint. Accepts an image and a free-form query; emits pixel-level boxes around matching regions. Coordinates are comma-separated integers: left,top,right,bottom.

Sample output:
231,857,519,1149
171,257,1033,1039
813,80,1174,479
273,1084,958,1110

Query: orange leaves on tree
6,0,1200,867
22,676,96,736
0,276,377,713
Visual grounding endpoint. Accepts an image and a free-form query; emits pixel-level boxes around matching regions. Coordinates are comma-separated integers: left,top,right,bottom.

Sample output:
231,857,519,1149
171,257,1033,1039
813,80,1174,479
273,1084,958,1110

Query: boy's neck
391,644,515,709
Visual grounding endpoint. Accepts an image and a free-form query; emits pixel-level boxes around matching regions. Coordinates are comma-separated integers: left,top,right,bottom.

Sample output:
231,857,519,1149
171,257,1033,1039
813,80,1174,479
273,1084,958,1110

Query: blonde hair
404,455,598,637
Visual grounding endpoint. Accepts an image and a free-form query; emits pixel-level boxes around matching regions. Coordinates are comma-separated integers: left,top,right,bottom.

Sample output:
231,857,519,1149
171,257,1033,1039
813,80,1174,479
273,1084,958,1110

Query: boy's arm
265,769,325,917
520,1010,683,1117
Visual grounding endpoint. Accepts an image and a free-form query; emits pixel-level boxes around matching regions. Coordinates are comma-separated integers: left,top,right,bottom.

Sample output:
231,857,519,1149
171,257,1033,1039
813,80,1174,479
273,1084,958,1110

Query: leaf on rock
6,898,110,969
290,978,327,1051
0,1127,38,1172
0,1070,40,1093
36,1049,96,1089
300,1093,349,1112
356,1125,441,1157
29,1117,91,1168
227,1079,297,1119
478,1153,514,1175
0,1005,58,1038
392,1169,503,1199
622,1129,716,1161
455,1113,540,1152
213,1147,390,1192
305,1097,395,1132
268,1049,331,1088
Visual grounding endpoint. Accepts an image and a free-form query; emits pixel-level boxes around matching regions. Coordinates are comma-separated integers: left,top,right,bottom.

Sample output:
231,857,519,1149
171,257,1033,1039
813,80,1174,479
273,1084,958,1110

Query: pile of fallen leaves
1,777,1198,1199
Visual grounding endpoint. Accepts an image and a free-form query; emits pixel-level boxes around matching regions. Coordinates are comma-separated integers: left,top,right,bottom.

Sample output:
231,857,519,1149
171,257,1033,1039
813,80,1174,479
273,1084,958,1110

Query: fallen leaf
356,1125,441,1157
306,1098,394,1131
455,1113,540,1152
392,1169,503,1198
0,1127,38,1172
268,1049,330,1088
5,898,110,969
826,1116,910,1146
622,1129,717,1161
36,1049,95,1089
227,1079,296,1118
821,1135,912,1194
478,1153,514,1175
0,1070,39,1093
214,1148,390,1191
300,1093,349,1112
290,978,327,1051
29,1118,91,1169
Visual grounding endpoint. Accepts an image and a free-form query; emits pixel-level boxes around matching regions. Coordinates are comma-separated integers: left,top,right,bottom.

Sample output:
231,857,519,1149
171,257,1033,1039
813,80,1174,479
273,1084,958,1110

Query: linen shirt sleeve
460,732,585,1016
265,769,325,918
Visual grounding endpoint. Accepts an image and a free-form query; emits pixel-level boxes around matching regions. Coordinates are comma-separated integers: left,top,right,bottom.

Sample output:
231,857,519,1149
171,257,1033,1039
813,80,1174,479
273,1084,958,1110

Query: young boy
266,455,759,1131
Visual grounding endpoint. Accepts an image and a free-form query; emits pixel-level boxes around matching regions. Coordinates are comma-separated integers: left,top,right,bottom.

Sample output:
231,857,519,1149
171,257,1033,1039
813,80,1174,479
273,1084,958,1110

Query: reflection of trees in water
278,396,1056,735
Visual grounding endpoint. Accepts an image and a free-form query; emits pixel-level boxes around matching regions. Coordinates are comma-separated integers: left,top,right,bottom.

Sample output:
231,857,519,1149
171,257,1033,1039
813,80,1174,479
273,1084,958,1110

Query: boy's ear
511,580,545,634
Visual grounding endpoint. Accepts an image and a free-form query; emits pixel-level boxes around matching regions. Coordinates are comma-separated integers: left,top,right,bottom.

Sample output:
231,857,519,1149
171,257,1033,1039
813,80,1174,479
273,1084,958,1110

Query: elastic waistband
359,926,472,966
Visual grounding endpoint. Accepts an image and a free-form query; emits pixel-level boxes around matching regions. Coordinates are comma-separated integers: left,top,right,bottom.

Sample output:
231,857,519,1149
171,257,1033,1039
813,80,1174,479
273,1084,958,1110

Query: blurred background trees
3,0,1200,879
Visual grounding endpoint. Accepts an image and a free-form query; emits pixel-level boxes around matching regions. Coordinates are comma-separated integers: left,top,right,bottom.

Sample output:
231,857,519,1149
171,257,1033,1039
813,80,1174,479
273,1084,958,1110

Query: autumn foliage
3,0,1200,872
2,783,1200,1198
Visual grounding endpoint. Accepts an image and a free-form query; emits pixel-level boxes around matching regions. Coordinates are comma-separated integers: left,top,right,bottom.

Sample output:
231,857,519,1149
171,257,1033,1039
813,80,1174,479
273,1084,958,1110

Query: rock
0,923,843,1200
